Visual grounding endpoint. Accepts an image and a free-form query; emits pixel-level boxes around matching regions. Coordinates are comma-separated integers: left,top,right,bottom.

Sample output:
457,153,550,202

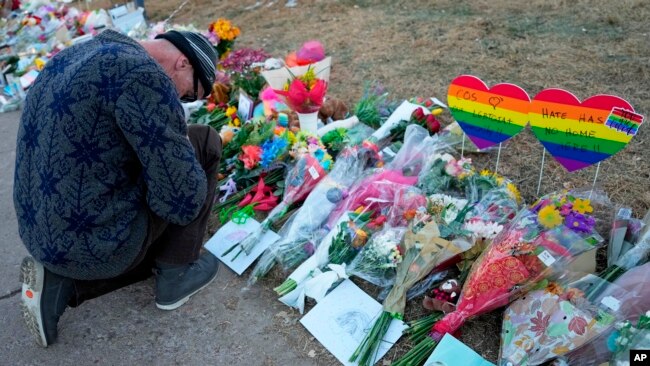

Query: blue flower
260,138,289,168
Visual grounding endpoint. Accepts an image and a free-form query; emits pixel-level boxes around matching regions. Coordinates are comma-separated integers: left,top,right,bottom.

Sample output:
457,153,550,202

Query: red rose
426,114,441,133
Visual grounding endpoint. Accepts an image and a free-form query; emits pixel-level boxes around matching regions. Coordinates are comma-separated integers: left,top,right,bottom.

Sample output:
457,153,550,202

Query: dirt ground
93,0,650,364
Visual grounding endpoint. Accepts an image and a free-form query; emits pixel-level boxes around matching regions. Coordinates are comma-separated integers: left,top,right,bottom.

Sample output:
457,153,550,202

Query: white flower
463,219,503,239
429,194,468,224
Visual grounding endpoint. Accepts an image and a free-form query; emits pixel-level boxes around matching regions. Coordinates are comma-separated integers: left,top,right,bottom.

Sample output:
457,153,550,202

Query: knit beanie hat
155,30,218,99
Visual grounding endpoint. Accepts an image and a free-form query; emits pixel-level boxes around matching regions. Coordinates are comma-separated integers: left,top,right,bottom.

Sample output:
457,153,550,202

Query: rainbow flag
447,75,530,150
605,107,643,136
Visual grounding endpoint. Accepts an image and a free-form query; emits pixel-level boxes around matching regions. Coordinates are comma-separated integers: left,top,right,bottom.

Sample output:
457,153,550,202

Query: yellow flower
480,169,491,177
212,18,240,41
507,182,522,203
496,176,505,186
286,131,297,145
225,106,237,118
538,205,563,229
572,198,593,214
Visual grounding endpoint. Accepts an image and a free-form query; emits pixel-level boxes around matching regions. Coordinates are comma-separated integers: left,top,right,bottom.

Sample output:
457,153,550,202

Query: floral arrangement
417,153,474,196
352,82,396,129
274,67,328,114
222,134,333,260
220,47,270,99
205,18,240,59
188,102,239,131
347,227,406,286
351,219,470,366
392,191,603,366
389,106,442,141
500,275,623,366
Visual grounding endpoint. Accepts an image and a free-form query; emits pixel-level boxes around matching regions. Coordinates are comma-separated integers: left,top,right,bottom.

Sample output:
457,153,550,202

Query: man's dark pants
67,124,221,307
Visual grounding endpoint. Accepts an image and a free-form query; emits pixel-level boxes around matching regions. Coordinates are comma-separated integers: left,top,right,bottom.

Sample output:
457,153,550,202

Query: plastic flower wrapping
247,137,374,285
350,218,473,366
392,190,605,366
549,262,650,366
275,208,385,313
273,181,424,312
221,133,332,260
499,273,627,366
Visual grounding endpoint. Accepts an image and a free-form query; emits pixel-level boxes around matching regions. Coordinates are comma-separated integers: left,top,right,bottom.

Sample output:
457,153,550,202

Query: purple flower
565,212,595,233
303,242,315,256
220,48,271,73
560,203,572,216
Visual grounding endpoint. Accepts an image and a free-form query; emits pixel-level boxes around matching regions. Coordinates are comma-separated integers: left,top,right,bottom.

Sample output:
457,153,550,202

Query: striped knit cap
155,30,217,98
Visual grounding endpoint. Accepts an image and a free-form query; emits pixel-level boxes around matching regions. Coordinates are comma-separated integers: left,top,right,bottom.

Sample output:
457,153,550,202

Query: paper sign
529,89,640,172
300,280,406,366
204,219,280,275
447,75,531,150
424,333,495,366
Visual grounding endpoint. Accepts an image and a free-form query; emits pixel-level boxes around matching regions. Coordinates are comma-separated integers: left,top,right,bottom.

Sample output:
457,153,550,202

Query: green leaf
547,323,569,337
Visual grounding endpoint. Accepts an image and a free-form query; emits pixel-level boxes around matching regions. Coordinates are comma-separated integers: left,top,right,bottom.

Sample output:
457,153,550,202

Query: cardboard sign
529,89,639,172
448,75,530,150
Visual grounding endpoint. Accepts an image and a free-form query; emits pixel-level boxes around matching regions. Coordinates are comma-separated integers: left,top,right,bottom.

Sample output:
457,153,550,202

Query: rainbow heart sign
529,89,642,172
447,75,531,150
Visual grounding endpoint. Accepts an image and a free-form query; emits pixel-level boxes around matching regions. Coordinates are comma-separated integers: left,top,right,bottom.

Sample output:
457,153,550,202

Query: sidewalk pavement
0,110,316,365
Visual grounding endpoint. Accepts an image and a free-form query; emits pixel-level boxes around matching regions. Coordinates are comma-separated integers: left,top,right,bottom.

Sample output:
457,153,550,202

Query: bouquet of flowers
499,274,625,365
247,135,376,285
550,262,650,366
273,67,328,132
276,208,384,313
221,133,332,260
220,47,271,99
274,181,421,303
417,153,473,196
392,191,605,366
205,18,240,59
352,82,397,129
350,219,472,366
389,105,442,141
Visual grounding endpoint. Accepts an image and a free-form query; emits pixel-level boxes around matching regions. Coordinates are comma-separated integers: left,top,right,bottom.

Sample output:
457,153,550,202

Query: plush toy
318,98,349,123
423,278,460,313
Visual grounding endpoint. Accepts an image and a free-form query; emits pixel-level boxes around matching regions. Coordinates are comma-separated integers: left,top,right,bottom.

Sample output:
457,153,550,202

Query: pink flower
275,79,328,113
239,145,263,169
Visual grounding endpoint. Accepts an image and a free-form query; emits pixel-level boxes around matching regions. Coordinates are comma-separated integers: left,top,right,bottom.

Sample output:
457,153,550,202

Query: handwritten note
529,89,641,172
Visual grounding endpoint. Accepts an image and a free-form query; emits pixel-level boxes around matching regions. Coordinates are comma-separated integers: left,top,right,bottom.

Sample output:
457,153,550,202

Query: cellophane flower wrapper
396,190,606,360
499,273,628,366
247,144,371,284
327,125,448,227
227,152,329,260
553,262,650,366
610,313,650,366
346,226,407,287
277,210,376,313
350,219,473,366
430,201,602,341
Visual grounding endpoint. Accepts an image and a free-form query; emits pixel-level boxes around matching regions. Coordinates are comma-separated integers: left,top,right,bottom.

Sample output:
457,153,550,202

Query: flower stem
404,313,442,343
349,311,394,366
391,337,437,366
274,279,297,296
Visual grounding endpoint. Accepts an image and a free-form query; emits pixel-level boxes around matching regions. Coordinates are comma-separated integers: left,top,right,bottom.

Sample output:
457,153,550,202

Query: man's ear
175,55,192,71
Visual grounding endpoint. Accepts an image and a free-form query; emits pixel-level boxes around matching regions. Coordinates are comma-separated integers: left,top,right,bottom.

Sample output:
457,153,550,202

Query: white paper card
308,166,320,180
300,279,406,366
537,250,556,267
204,219,280,275
601,296,621,311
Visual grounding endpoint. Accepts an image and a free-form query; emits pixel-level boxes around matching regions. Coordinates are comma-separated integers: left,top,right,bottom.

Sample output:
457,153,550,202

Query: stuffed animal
423,278,460,313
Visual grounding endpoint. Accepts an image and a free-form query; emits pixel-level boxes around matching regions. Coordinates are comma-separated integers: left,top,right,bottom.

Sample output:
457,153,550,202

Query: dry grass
109,0,650,363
